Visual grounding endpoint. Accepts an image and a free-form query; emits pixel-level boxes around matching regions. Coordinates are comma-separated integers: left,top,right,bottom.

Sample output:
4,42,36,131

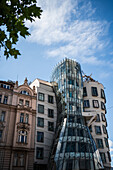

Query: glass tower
51,58,103,170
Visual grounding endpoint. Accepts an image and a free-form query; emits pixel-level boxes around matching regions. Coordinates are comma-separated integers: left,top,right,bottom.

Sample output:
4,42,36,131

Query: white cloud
26,0,111,66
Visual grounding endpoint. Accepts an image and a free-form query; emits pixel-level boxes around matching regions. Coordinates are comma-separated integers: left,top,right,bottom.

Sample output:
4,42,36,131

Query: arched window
18,130,27,143
20,90,29,95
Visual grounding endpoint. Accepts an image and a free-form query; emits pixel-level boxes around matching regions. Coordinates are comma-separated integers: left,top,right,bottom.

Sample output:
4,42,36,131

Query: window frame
91,87,98,96
48,95,54,104
37,131,44,143
83,100,90,108
83,87,87,97
92,100,99,108
48,121,54,132
18,130,27,144
95,126,102,135
48,108,54,118
3,96,8,104
96,138,104,148
38,92,45,101
36,147,44,159
38,104,44,114
37,117,44,128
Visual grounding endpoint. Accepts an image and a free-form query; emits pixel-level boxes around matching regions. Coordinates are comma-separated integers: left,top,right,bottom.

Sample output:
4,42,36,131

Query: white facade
83,79,111,169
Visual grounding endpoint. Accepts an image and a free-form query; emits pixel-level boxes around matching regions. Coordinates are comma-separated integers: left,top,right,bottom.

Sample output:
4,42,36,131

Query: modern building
83,75,111,170
50,58,105,170
0,78,37,170
30,79,57,170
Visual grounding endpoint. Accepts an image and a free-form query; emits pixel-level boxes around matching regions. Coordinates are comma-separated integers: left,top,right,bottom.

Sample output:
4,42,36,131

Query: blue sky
0,0,113,166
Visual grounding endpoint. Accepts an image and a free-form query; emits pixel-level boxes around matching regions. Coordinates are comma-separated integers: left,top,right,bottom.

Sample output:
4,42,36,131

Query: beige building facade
82,76,111,170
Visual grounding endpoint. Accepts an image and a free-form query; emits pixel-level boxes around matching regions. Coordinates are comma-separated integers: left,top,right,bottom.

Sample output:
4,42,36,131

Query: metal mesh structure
51,58,103,170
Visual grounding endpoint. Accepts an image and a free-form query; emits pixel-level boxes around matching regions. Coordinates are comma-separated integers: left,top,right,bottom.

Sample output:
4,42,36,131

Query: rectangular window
25,114,29,124
48,121,54,131
38,92,44,101
96,139,104,148
89,125,92,132
83,87,87,97
20,113,24,123
83,100,90,108
104,137,109,147
0,130,3,140
95,126,102,134
68,115,75,123
93,100,99,108
36,147,43,159
25,100,29,107
19,99,23,105
66,142,75,152
48,95,54,104
107,151,111,162
0,111,5,122
37,131,44,142
68,128,76,136
38,104,44,114
101,113,106,121
3,96,8,104
102,125,107,134
37,117,44,127
91,87,98,96
0,95,2,103
100,152,106,163
101,89,105,99
13,153,25,167
96,114,100,122
48,109,54,118
101,102,105,110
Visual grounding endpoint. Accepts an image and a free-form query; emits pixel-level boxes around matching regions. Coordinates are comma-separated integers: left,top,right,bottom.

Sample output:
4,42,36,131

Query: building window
0,95,2,103
25,114,29,124
77,128,84,137
48,122,54,131
96,114,100,122
93,100,99,108
89,125,92,132
25,100,29,107
91,87,98,96
83,100,90,108
101,113,106,121
68,128,76,136
104,137,109,148
37,132,44,142
102,125,107,134
100,152,106,163
101,89,105,99
38,104,44,114
48,109,54,118
37,117,44,127
20,113,24,123
0,111,5,122
107,151,111,162
68,115,75,123
19,99,23,105
66,142,75,152
83,87,87,97
20,91,29,95
68,79,74,85
48,95,54,104
3,96,8,104
96,139,104,148
13,153,25,167
36,147,44,159
101,102,105,110
66,160,73,170
95,126,102,134
18,131,27,143
38,93,44,101
0,130,3,140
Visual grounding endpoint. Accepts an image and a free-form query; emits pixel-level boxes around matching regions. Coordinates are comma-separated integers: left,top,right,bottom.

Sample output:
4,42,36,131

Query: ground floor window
13,152,25,167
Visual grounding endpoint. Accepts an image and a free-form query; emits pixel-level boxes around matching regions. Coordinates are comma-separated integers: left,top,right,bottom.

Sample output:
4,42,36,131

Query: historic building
0,78,37,170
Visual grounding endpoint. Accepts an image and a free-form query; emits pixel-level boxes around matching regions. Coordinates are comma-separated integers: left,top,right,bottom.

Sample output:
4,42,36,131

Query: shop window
25,100,29,107
36,147,44,159
38,92,44,101
83,87,87,97
83,100,90,108
3,96,8,104
93,100,99,108
96,139,104,148
0,111,5,122
48,121,54,131
100,152,106,163
19,99,23,105
38,104,44,114
95,126,102,135
37,131,44,143
91,87,98,96
48,95,54,104
18,131,27,143
20,113,24,123
96,114,100,122
13,153,25,167
37,117,44,127
0,95,2,103
48,109,54,118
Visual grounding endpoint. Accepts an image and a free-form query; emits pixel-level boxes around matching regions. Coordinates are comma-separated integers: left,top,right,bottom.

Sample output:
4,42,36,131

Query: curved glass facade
51,58,103,170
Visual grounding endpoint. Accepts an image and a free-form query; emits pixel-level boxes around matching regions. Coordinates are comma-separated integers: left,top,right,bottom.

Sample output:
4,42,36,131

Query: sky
0,0,113,166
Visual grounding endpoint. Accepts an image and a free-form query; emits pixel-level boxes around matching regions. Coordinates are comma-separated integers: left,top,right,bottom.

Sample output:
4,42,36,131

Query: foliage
0,0,42,59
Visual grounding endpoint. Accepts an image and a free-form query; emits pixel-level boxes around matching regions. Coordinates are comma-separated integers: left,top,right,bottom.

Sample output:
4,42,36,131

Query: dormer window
20,91,29,95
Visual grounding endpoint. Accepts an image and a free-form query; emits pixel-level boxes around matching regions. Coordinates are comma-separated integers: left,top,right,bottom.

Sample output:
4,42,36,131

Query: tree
0,0,42,59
